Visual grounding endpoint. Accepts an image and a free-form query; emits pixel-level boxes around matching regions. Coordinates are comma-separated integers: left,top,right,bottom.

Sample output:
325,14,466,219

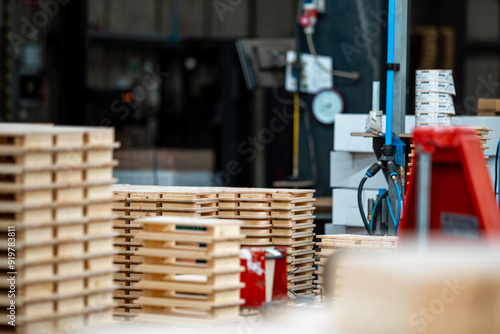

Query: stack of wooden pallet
112,186,218,319
218,189,274,247
474,127,492,158
0,124,118,334
314,234,398,297
217,188,317,296
111,185,317,317
270,190,316,297
134,216,245,321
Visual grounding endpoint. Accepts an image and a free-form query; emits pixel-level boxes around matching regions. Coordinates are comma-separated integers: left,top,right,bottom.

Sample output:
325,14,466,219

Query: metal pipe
372,81,380,112
417,148,432,252
385,0,396,146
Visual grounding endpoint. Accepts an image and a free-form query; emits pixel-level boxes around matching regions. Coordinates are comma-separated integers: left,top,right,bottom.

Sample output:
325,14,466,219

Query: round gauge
311,88,345,125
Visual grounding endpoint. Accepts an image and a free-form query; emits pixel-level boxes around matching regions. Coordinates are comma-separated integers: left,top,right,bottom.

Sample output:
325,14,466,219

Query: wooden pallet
0,123,117,334
218,188,316,295
111,186,317,309
265,190,317,294
217,189,276,248
314,234,398,296
133,216,245,321
111,186,222,319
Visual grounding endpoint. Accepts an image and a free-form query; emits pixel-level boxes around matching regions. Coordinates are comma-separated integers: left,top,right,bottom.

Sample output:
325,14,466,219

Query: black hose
371,191,389,235
357,176,373,235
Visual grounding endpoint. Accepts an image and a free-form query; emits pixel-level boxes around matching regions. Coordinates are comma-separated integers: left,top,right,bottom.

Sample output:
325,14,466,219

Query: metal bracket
386,63,401,71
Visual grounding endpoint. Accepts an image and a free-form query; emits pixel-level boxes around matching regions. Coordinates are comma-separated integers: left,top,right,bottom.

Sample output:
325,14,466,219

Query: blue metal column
385,0,396,146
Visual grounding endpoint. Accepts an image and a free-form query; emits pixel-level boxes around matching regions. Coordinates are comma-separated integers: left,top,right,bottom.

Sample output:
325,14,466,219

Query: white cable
305,33,360,80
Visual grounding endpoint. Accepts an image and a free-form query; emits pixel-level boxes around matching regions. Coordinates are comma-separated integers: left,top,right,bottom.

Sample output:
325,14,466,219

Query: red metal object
299,9,318,29
400,127,500,243
240,248,266,307
240,248,287,308
270,248,288,302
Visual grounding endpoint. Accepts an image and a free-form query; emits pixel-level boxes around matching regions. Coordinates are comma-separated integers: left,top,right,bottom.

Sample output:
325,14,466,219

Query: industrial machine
351,0,500,241
350,0,408,237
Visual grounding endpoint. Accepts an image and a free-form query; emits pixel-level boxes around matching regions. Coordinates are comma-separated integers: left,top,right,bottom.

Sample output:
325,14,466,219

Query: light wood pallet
218,190,275,247
266,190,316,295
218,188,316,250
133,216,245,321
314,235,398,295
211,188,316,298
111,186,318,313
0,124,118,334
111,186,219,319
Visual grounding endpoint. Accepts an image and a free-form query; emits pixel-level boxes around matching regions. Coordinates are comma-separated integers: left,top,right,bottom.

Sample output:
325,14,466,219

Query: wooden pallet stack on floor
133,216,245,321
270,190,316,297
218,189,274,247
111,186,219,320
0,124,118,334
314,235,398,297
217,188,317,296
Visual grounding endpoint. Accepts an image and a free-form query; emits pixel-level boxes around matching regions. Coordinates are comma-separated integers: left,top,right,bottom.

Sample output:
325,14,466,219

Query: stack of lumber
314,234,398,297
112,186,218,319
411,26,439,70
111,185,317,317
0,124,118,334
218,189,274,247
439,27,455,70
270,190,316,297
134,216,245,321
217,188,317,295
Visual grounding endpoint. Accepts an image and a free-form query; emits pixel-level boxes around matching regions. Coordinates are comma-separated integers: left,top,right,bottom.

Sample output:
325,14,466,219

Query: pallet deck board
0,123,117,333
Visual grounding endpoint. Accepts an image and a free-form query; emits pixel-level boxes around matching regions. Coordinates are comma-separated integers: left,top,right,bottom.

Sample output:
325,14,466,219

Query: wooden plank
137,216,242,227
138,264,243,276
136,296,244,309
137,280,244,293
137,248,240,260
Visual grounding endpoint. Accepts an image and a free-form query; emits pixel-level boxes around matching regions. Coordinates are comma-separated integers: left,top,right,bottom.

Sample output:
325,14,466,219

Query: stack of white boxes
415,70,456,127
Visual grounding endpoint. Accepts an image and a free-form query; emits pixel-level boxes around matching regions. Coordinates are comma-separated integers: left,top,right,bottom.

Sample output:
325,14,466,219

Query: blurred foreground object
328,248,500,334
401,126,500,245
315,234,398,296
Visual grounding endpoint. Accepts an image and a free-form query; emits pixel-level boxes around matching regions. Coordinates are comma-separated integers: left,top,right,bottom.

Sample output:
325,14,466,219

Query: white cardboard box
333,188,378,227
330,151,389,189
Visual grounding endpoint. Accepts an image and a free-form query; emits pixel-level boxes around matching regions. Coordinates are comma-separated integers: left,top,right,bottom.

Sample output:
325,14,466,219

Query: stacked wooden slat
0,124,118,334
314,235,398,296
218,190,274,247
111,186,218,319
111,185,317,316
474,127,492,158
217,188,317,295
270,190,316,297
134,216,245,321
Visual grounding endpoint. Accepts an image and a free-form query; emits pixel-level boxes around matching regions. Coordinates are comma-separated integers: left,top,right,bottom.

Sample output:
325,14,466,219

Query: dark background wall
298,0,388,196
